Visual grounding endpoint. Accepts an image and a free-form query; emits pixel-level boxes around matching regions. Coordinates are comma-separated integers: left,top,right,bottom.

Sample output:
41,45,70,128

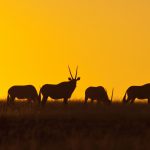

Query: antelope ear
68,77,72,80
76,77,80,81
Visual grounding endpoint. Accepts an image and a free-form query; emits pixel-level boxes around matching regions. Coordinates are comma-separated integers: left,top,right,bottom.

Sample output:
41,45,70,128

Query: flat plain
0,101,150,150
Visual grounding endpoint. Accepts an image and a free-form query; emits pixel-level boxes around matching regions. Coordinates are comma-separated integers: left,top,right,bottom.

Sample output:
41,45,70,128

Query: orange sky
0,0,150,100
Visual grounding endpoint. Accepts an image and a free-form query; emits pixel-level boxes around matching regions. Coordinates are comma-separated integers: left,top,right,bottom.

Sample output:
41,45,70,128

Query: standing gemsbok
84,86,114,104
39,66,80,105
122,83,150,104
7,85,39,104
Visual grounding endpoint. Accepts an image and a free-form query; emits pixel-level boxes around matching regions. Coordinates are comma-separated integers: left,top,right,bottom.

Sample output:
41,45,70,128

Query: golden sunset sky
0,0,150,100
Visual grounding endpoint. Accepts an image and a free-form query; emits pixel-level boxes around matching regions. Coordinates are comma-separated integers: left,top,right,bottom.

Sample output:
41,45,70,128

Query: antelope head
68,66,80,82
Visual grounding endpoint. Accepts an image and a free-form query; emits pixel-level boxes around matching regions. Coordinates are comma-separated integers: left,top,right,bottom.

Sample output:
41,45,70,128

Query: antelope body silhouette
84,86,113,104
39,66,80,105
123,83,150,104
7,85,39,104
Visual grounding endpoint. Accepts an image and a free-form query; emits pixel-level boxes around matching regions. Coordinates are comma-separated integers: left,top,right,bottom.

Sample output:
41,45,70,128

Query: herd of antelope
6,66,150,105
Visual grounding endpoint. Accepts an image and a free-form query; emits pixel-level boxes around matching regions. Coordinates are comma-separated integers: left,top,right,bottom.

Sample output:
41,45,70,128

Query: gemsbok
7,85,39,104
39,66,80,105
122,83,150,104
84,86,114,104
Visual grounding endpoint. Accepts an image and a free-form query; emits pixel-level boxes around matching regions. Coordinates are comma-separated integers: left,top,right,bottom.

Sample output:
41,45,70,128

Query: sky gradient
0,0,150,100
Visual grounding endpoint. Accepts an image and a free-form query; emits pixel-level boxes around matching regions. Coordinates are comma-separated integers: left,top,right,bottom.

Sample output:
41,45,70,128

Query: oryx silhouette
123,83,150,104
85,86,114,104
39,66,80,105
7,85,39,104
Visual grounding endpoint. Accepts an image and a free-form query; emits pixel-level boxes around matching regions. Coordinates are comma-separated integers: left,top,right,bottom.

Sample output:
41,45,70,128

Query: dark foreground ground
0,101,150,150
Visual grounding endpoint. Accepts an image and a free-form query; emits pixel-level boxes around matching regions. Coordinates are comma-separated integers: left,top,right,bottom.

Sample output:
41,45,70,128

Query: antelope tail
7,93,10,103
38,89,42,103
110,88,114,102
122,92,127,103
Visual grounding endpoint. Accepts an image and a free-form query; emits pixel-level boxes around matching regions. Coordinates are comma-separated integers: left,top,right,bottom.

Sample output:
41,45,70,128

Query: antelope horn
75,66,78,79
68,66,73,79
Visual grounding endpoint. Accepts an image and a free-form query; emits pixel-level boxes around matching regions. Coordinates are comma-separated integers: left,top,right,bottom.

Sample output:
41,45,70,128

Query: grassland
0,101,150,150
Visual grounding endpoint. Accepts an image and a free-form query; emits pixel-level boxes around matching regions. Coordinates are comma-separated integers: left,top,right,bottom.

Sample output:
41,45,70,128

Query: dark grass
0,101,150,150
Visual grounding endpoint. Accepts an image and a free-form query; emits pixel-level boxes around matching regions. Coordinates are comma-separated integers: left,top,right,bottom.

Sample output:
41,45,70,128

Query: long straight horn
68,66,73,79
75,66,78,79
111,88,114,102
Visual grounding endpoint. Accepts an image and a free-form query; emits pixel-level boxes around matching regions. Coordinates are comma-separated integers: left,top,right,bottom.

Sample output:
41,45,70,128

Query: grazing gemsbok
7,85,39,104
122,83,150,104
39,66,80,105
84,86,114,104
